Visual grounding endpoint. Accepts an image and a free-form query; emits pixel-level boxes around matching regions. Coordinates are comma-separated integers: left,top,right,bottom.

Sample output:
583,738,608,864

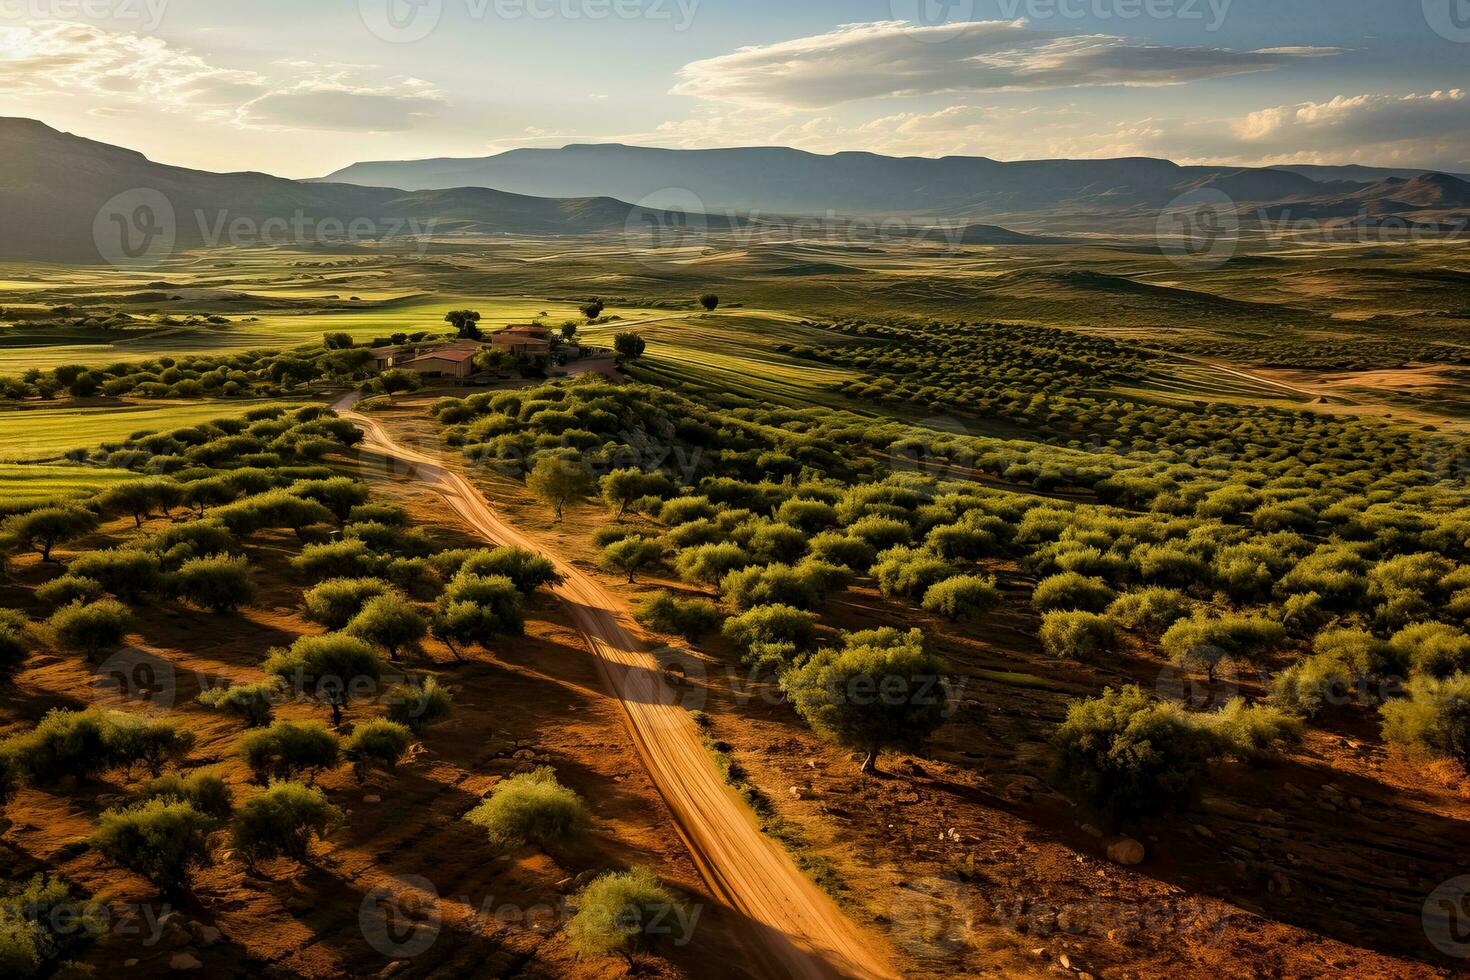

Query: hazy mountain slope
321,144,1351,218
0,118,725,263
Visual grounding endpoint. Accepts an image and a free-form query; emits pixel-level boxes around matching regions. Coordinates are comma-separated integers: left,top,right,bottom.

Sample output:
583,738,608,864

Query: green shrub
386,676,454,733
345,594,427,659
464,767,589,851
782,627,947,773
807,532,876,572
634,592,724,642
455,547,563,594
721,604,817,669
1107,588,1192,634
68,550,163,602
1039,611,1117,660
103,714,195,777
674,543,752,587
0,709,110,786
431,574,524,657
844,515,912,550
239,721,341,783
303,578,394,629
0,874,103,977
659,496,716,525
47,599,132,657
1032,572,1116,613
344,521,434,558
263,633,383,724
231,781,343,865
1388,622,1470,680
1051,686,1218,824
1381,673,1470,770
34,575,104,608
744,522,808,565
1199,699,1302,761
134,770,233,820
872,547,956,601
93,799,214,892
197,682,278,728
921,576,1000,622
776,498,839,533
599,537,664,583
720,563,827,611
347,720,413,780
0,610,31,673
1161,613,1287,682
291,540,382,581
175,555,254,614
568,867,690,967
1271,655,1357,718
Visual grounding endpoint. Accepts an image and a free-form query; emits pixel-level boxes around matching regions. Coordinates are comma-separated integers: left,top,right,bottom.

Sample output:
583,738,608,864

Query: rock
1080,824,1103,839
363,794,382,804
1031,947,1048,958
169,952,203,971
1193,824,1215,840
125,960,139,968
188,923,222,946
512,749,535,761
789,786,804,799
572,869,600,889
1058,953,1074,970
1106,837,1146,866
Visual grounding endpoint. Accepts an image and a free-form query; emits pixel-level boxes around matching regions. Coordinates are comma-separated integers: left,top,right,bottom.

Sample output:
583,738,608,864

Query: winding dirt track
341,402,892,980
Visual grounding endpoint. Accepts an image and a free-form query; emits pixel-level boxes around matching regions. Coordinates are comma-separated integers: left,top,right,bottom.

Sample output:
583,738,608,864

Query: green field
0,399,306,461
0,462,137,508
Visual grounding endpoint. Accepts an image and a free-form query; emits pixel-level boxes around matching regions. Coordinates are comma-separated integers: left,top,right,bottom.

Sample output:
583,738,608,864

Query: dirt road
340,402,892,980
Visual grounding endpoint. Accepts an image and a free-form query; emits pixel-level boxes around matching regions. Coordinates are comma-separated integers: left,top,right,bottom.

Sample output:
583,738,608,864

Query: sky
0,0,1466,177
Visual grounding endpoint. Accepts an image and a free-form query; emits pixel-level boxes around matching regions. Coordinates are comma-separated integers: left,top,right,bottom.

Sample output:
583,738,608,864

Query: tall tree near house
445,310,482,339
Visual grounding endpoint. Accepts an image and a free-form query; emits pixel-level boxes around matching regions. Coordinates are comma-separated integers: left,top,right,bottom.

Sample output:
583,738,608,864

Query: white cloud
0,21,445,134
673,20,1335,108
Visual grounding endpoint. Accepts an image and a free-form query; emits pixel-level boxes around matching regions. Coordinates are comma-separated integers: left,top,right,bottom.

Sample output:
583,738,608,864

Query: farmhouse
400,346,479,380
490,324,552,358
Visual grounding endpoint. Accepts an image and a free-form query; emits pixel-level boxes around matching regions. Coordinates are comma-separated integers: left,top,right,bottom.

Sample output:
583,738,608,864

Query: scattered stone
125,960,139,968
188,923,222,946
1192,824,1215,840
169,952,203,971
363,794,382,804
1106,837,1146,866
788,786,803,799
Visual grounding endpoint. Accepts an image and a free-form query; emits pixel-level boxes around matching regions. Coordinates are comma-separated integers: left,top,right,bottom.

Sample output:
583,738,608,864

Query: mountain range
321,144,1470,226
1,116,1467,264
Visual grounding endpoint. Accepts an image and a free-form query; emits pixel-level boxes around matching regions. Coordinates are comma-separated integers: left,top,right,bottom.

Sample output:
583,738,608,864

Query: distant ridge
0,118,735,263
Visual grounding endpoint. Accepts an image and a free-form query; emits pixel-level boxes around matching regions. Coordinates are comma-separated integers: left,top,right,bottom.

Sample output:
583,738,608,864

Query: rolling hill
0,118,733,263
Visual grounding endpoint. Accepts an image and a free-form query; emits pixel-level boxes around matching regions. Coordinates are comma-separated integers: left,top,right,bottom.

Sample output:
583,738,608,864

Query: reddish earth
356,398,1470,979
0,488,754,977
